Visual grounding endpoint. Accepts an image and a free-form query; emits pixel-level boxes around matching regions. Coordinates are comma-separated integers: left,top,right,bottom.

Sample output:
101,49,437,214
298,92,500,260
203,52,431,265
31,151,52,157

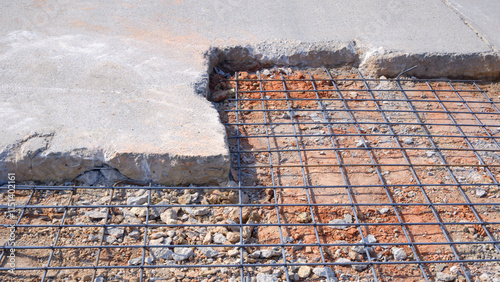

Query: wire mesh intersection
1,67,500,282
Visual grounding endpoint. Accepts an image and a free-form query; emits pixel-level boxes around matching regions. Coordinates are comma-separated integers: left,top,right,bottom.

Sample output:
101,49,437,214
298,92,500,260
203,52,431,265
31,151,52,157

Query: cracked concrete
1,0,499,185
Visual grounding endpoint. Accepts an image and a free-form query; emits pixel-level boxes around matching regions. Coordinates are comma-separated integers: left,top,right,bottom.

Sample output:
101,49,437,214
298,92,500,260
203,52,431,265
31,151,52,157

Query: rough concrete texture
1,0,499,184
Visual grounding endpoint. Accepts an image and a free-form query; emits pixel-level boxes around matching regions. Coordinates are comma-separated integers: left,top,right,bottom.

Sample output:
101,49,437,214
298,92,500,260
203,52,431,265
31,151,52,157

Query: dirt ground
1,67,499,282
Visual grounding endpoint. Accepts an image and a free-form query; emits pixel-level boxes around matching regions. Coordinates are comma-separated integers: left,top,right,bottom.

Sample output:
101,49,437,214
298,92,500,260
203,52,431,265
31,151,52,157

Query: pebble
476,188,487,198
479,273,490,281
260,249,281,258
198,247,218,258
328,218,349,229
256,273,278,282
177,191,199,204
172,247,194,261
85,210,107,219
298,266,311,278
150,248,173,260
94,277,106,282
151,232,168,239
296,212,312,223
104,236,116,244
403,137,414,145
213,233,227,244
128,230,141,239
312,267,336,280
449,266,460,274
378,207,390,215
130,207,147,217
227,248,240,257
127,194,149,206
226,232,240,243
335,258,351,265
363,234,377,244
436,272,456,281
128,257,142,265
106,227,124,238
150,200,170,218
391,247,407,261
183,207,210,216
88,234,99,242
435,263,447,272
262,69,271,76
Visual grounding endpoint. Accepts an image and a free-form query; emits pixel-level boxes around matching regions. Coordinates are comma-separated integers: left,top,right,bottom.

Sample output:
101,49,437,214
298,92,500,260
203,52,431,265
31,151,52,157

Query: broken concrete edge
204,39,500,81
3,39,499,187
0,136,229,186
0,131,229,187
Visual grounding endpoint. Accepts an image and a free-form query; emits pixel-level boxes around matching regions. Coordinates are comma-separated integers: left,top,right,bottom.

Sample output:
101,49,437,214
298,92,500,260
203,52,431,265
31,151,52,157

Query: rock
352,263,368,272
262,69,271,76
298,266,312,278
260,249,281,258
86,210,107,219
160,209,178,224
213,233,227,244
249,251,261,258
198,247,218,258
435,263,447,272
88,234,99,242
150,238,164,245
130,206,147,217
449,265,460,274
403,137,414,145
297,212,312,223
106,227,124,238
104,236,116,244
228,248,240,257
150,248,174,260
256,273,278,282
479,273,490,281
128,230,140,239
351,245,365,254
226,232,240,243
183,207,210,216
94,277,106,282
436,272,456,281
151,232,168,239
145,256,154,264
172,247,194,261
329,218,350,229
127,193,149,206
355,139,365,148
75,170,101,186
391,247,407,261
243,221,254,239
336,258,351,265
363,234,377,244
378,207,390,215
128,257,142,265
476,188,487,198
313,267,336,280
210,90,230,102
202,232,212,244
177,191,199,204
150,200,169,218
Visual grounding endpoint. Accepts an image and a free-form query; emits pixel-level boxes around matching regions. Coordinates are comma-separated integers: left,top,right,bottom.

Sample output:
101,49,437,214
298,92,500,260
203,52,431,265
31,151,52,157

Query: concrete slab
1,0,499,185
444,0,500,51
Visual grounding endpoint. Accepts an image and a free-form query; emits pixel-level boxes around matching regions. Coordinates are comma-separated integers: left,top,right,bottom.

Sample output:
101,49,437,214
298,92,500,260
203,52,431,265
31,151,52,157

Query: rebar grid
1,68,500,282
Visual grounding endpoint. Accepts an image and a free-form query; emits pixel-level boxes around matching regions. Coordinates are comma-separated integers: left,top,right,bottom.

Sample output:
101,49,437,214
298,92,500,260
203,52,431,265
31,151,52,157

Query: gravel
127,194,149,206
391,247,408,261
172,247,194,261
297,266,312,278
198,247,219,258
213,233,227,244
256,273,278,282
436,272,457,281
